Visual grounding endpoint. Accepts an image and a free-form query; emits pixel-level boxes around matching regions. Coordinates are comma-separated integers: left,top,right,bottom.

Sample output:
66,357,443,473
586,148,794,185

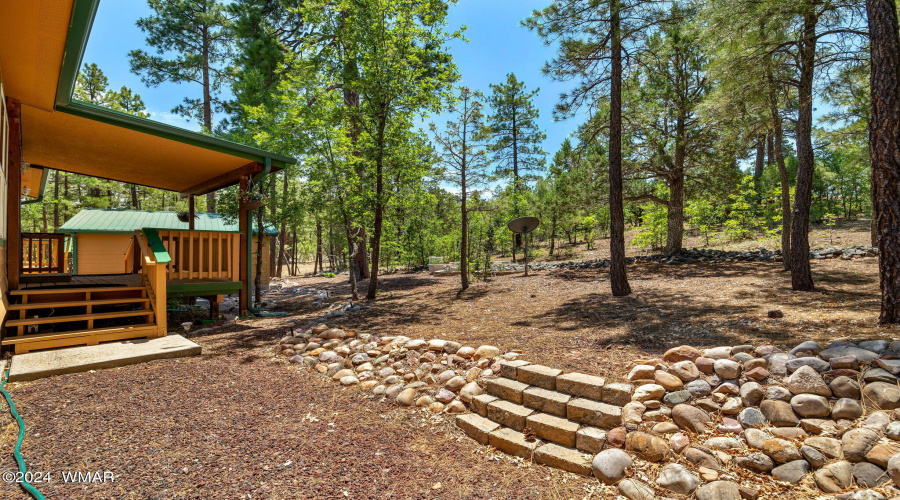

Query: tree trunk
366,113,388,300
665,175,684,255
868,0,900,323
277,172,288,277
769,83,792,271
53,170,60,231
201,26,216,213
254,208,264,305
130,184,140,209
790,9,818,291
754,134,765,184
460,171,469,291
608,0,631,296
315,219,323,274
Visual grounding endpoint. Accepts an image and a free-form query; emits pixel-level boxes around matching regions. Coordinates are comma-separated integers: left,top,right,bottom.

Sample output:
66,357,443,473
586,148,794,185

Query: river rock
853,462,889,487
695,481,741,500
736,452,773,473
790,394,831,418
760,400,799,427
815,460,853,492
656,463,700,495
617,479,655,500
673,404,711,433
714,359,741,379
863,381,900,410
670,361,701,381
830,376,861,399
740,382,764,407
625,431,671,462
831,398,863,420
592,448,632,485
819,345,880,363
771,460,810,484
738,407,766,428
786,365,831,397
761,438,802,463
664,345,702,363
842,428,879,462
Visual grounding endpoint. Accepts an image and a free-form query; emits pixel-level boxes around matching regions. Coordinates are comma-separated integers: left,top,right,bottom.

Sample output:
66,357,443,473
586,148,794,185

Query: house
59,209,278,287
0,0,296,353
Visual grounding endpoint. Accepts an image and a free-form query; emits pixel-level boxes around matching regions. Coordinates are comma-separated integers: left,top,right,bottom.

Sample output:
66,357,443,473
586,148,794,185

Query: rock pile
279,330,900,499
278,324,519,415
501,245,877,273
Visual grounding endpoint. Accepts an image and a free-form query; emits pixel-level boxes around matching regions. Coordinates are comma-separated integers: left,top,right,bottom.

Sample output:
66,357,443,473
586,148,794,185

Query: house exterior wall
0,70,10,338
74,233,132,275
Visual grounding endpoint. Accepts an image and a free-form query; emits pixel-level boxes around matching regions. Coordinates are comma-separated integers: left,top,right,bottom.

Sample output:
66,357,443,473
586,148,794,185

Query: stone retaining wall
278,328,900,500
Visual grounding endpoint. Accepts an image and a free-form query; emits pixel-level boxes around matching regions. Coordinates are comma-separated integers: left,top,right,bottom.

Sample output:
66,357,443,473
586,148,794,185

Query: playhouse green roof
59,209,278,235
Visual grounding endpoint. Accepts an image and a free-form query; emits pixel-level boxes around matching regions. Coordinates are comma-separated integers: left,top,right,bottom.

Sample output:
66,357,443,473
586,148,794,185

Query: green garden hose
0,362,45,500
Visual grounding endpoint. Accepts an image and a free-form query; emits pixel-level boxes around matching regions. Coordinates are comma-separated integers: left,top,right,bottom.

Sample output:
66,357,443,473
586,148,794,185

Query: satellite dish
507,217,541,276
508,216,541,234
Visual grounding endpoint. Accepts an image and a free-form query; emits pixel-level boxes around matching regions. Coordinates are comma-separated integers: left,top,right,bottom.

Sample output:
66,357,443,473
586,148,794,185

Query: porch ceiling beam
179,162,262,199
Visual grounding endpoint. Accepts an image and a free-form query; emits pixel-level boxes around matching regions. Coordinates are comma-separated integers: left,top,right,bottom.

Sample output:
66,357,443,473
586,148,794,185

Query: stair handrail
134,229,169,338
123,237,134,273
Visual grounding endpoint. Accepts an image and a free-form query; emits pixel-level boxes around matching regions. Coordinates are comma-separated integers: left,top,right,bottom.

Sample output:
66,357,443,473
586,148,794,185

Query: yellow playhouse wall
75,233,132,275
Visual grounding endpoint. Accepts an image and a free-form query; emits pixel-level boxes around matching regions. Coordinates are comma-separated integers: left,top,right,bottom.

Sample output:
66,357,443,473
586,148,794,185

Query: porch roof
0,0,295,193
59,209,279,235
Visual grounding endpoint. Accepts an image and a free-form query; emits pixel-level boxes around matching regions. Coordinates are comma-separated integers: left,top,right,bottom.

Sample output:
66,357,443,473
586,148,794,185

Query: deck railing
21,232,68,274
156,230,240,281
135,229,170,338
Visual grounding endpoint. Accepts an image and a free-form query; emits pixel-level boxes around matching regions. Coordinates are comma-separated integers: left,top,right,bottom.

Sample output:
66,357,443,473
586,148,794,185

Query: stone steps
457,362,627,475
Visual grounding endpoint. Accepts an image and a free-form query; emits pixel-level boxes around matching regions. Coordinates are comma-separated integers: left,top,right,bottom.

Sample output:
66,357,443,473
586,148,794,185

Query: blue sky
82,0,582,156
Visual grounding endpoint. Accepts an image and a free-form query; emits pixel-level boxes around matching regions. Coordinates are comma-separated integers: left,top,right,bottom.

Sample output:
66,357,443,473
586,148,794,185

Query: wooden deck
18,274,241,295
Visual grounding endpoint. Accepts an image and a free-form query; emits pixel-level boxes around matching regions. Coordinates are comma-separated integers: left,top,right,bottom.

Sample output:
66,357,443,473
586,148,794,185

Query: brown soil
274,256,889,380
0,254,889,499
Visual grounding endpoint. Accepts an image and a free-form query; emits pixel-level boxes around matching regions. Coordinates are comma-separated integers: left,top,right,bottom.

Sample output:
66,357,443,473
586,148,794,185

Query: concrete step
499,359,531,379
486,399,534,431
7,334,200,382
485,377,529,404
526,412,579,448
567,397,623,428
523,386,570,417
471,394,497,417
516,364,562,390
488,427,539,459
534,442,592,476
556,372,606,401
456,413,500,445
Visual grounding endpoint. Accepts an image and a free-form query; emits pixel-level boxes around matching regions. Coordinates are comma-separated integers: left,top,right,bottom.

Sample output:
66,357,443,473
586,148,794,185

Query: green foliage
686,199,720,247
632,202,667,250
323,272,336,278
129,0,233,129
485,73,546,201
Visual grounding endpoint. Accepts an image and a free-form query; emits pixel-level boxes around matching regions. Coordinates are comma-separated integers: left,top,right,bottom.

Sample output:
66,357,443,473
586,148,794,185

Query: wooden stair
3,286,159,354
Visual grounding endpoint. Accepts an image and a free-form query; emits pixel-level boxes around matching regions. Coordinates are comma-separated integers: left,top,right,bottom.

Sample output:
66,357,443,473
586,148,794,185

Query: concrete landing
7,335,201,382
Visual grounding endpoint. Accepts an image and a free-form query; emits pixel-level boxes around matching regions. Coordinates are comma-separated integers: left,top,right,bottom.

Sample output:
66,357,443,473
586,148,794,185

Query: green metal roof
59,209,278,235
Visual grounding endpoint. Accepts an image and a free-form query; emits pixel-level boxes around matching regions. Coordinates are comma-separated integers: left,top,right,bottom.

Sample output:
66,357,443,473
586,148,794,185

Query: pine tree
431,87,490,291
485,73,546,202
526,0,662,296
867,0,900,322
74,63,110,104
129,0,233,211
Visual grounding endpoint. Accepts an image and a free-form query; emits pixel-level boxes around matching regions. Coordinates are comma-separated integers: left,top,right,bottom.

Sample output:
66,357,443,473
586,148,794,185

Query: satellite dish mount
507,217,541,276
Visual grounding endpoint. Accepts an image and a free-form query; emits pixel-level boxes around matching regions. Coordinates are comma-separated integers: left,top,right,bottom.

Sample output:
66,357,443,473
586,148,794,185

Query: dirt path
0,326,591,500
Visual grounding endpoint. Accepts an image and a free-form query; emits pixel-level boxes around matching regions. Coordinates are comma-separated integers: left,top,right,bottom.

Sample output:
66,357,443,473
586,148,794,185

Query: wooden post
188,194,196,230
238,177,249,315
6,99,22,290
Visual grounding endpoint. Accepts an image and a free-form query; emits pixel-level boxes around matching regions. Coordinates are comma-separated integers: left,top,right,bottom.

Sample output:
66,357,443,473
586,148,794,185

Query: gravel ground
277,257,889,379
0,256,888,499
0,326,593,500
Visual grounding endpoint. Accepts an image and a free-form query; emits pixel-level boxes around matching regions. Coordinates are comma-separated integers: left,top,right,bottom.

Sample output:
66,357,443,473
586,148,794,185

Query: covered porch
0,0,295,353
